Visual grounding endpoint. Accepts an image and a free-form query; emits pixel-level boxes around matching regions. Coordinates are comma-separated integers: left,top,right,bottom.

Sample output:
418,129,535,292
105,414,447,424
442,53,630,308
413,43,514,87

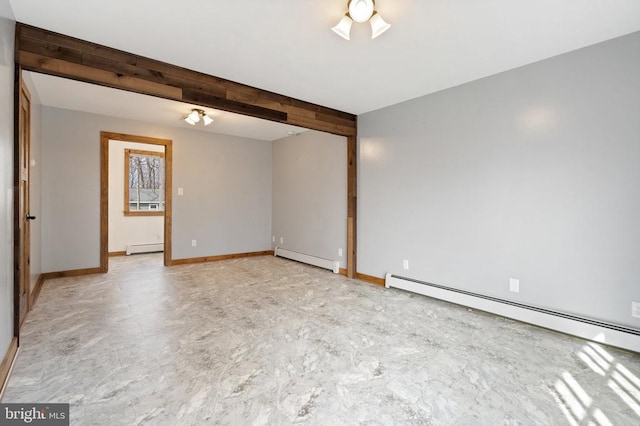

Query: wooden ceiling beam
15,23,357,136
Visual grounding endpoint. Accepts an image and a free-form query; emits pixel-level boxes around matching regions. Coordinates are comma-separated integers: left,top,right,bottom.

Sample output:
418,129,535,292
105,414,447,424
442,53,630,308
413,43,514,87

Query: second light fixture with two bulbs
183,108,214,126
332,0,391,40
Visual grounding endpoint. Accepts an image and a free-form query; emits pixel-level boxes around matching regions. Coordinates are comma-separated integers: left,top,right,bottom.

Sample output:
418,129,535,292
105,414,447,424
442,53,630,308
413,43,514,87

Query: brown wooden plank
19,33,212,98
170,251,274,266
229,85,356,124
285,105,316,120
18,24,137,65
18,38,83,64
82,52,164,83
182,89,288,122
227,91,357,133
29,274,45,310
287,113,337,130
226,89,287,113
347,134,357,278
316,111,358,128
100,132,172,145
337,124,357,136
288,113,356,136
356,273,385,287
99,132,109,273
226,84,299,109
123,211,165,217
18,51,183,100
290,98,356,122
0,337,18,391
41,267,102,280
136,57,229,92
164,142,173,267
84,53,227,98
13,66,22,338
138,58,356,126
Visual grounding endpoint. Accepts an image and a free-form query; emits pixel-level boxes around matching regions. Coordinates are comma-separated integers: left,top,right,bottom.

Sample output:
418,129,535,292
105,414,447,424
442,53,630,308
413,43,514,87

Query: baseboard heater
385,273,640,353
274,247,339,274
126,243,164,256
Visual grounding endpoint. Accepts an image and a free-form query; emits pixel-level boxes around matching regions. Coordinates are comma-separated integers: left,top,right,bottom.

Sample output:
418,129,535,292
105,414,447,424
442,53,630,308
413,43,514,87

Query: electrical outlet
280,237,284,244
338,248,343,257
509,278,519,293
402,259,409,270
272,235,275,243
191,240,197,247
178,187,184,196
632,301,640,319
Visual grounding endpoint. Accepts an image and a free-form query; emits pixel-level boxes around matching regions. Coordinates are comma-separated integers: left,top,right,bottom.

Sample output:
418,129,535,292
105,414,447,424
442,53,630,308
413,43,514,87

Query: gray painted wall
0,2,14,358
41,107,272,272
22,72,42,294
358,31,640,328
172,122,271,258
272,131,347,269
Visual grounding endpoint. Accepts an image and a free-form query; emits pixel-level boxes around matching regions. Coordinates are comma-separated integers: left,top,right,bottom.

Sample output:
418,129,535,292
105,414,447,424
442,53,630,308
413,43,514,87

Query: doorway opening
100,132,173,272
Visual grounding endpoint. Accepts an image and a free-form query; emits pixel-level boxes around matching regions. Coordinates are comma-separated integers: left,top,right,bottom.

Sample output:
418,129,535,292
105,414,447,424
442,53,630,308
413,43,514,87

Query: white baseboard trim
275,247,340,274
385,273,640,353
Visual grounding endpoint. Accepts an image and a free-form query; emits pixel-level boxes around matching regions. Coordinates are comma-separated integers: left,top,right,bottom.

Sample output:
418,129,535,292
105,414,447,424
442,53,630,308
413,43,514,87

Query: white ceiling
25,72,307,141
9,1,640,115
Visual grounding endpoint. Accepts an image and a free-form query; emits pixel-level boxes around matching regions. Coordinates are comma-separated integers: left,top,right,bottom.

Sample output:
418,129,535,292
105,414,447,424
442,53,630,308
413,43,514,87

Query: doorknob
26,214,36,221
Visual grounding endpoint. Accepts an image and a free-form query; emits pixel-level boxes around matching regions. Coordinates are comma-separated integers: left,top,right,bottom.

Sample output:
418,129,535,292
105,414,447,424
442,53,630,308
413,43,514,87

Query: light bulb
348,0,374,23
188,110,200,123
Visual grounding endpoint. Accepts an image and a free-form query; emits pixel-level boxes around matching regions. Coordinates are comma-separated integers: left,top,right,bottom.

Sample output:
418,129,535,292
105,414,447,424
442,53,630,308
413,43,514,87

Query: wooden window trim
124,148,165,217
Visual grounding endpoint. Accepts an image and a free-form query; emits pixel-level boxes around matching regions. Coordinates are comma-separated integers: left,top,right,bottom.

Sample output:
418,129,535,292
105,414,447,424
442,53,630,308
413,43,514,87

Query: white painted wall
272,131,347,269
0,0,14,361
41,107,272,272
22,72,42,294
108,141,164,253
358,31,640,328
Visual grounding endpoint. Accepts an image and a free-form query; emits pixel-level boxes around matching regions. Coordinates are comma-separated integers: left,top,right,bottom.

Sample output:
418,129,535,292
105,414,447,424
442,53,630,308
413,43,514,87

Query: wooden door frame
100,132,173,272
13,72,32,336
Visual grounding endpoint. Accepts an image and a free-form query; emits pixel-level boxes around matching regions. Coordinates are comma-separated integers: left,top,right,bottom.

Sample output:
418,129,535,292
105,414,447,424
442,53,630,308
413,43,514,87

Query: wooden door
17,83,31,327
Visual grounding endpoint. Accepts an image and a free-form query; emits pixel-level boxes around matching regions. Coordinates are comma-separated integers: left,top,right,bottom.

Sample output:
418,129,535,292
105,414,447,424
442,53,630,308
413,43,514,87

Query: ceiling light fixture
332,0,390,40
183,108,213,126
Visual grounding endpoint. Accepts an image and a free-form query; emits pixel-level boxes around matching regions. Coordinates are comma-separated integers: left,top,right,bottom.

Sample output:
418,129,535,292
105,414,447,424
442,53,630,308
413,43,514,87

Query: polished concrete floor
3,254,640,425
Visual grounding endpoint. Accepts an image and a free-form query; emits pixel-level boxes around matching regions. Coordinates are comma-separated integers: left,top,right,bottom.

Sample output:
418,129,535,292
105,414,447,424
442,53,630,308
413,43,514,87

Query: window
124,149,165,216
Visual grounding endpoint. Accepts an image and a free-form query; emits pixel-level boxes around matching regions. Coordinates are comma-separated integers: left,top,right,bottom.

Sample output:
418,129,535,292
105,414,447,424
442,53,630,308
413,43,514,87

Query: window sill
124,211,165,217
